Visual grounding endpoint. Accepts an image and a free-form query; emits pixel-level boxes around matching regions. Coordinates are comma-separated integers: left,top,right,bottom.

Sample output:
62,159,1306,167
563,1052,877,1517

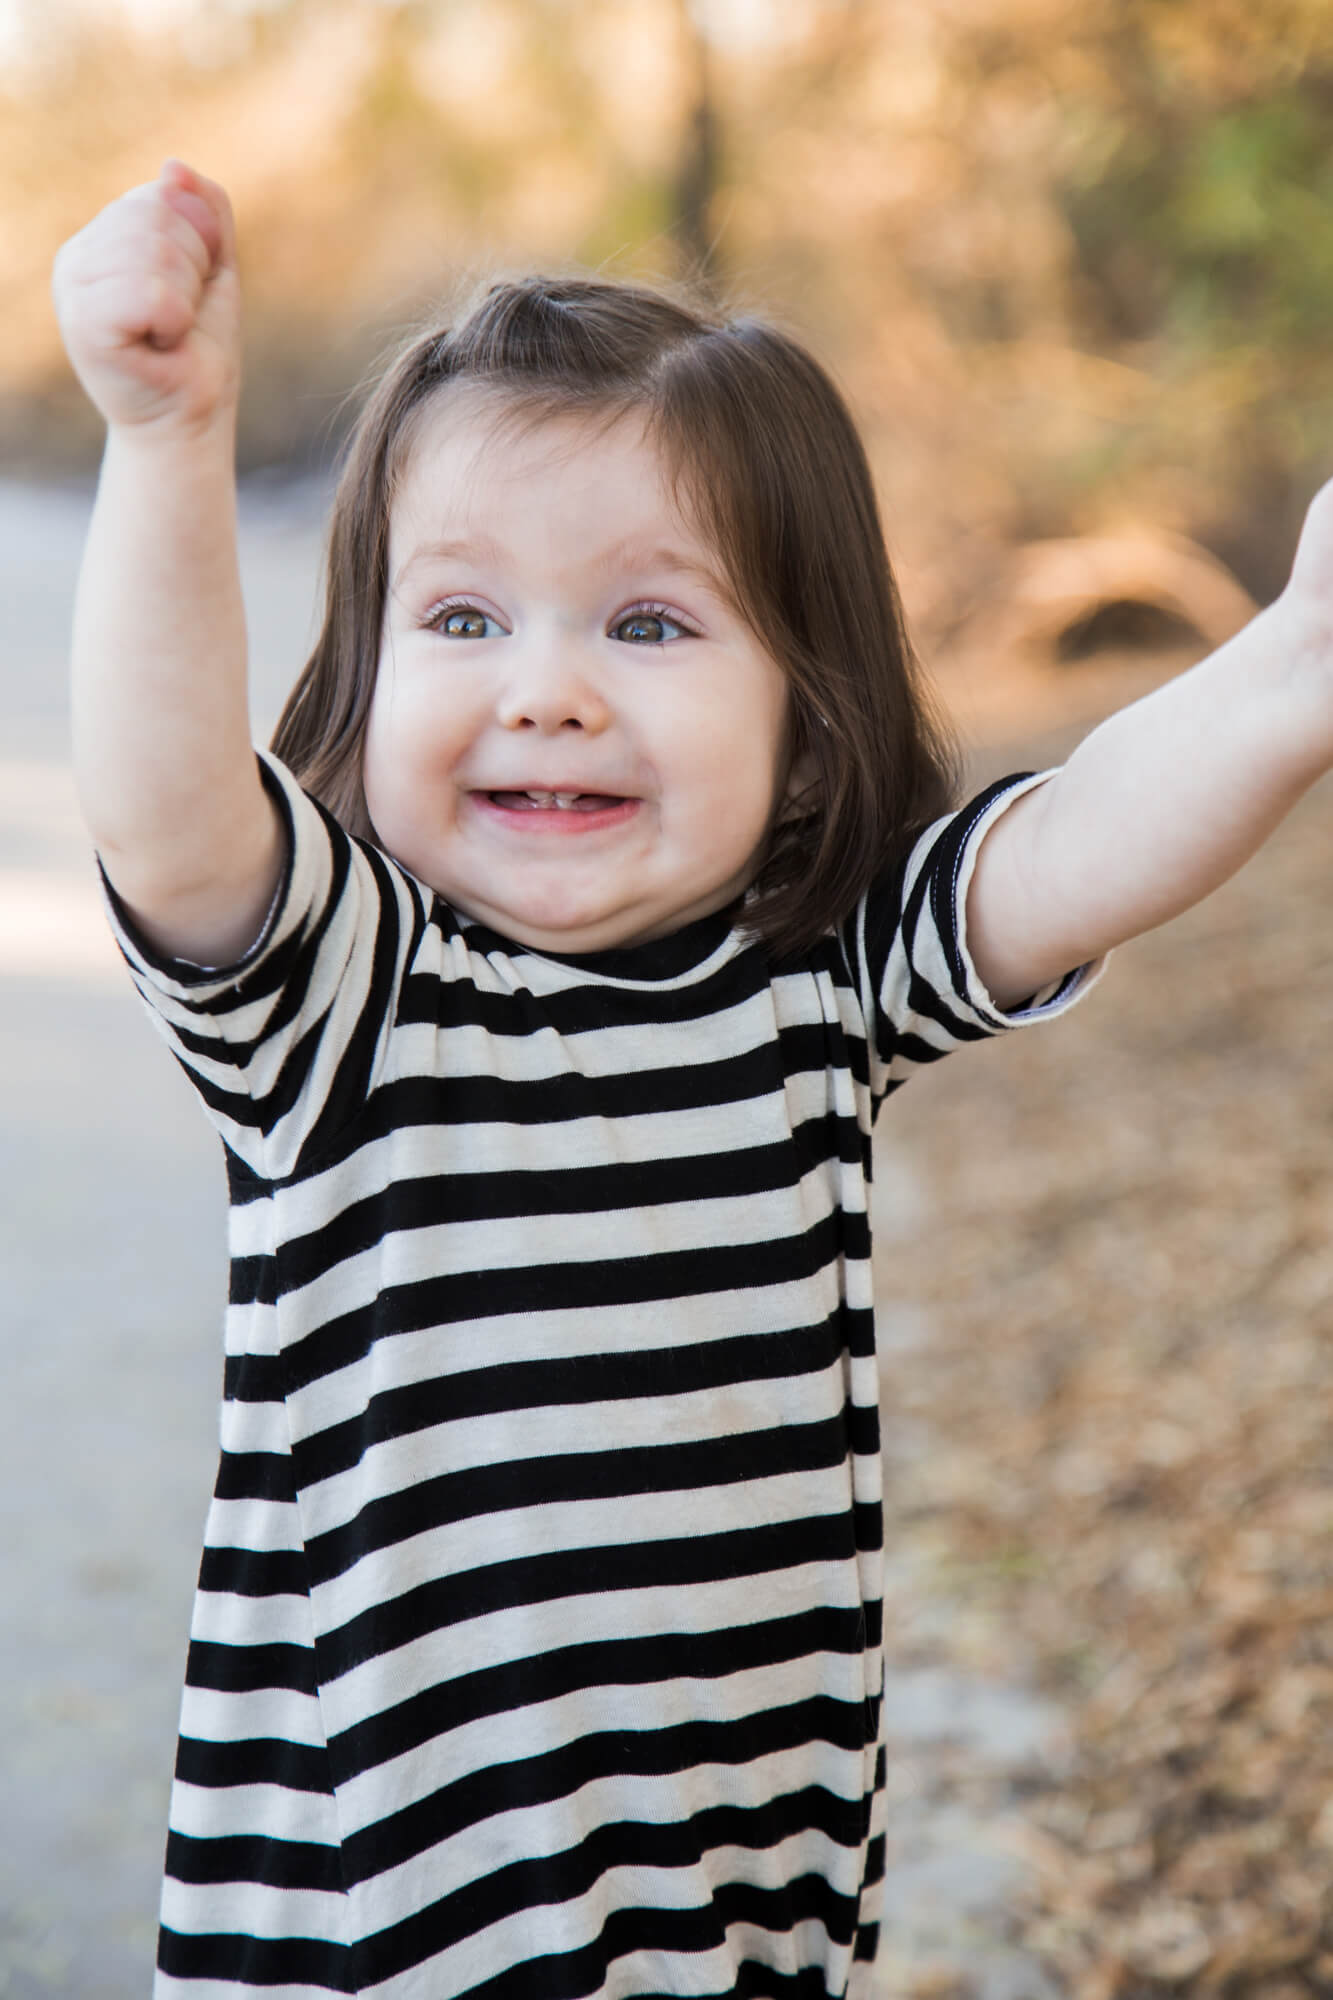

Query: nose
494,636,611,735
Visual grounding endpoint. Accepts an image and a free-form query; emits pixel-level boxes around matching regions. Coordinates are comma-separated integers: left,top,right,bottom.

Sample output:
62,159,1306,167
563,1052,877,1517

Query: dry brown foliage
876,651,1333,1999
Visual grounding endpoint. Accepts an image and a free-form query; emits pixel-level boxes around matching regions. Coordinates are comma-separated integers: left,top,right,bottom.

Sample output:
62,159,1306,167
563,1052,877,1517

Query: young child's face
364,391,796,954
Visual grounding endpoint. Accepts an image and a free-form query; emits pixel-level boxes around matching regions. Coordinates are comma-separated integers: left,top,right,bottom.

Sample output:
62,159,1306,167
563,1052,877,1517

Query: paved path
0,477,1066,1998
0,476,328,1999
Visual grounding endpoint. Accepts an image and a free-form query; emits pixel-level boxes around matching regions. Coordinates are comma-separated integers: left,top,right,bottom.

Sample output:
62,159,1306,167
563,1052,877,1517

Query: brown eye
612,610,682,645
431,606,498,638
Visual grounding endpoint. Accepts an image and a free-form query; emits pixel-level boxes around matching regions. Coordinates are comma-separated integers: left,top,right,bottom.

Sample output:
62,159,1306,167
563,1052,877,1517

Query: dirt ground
875,643,1333,1999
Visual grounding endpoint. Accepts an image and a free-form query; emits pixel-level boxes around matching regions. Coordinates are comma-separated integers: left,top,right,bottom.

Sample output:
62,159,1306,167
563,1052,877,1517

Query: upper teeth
527,791,579,807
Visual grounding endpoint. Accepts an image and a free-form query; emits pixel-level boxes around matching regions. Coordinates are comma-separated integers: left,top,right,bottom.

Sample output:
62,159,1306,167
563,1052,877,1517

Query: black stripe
318,1513,858,1682
175,1731,331,1794
867,792,1033,1070
277,1117,859,1293
296,840,425,1172
853,1500,883,1556
356,1793,862,1986
166,1826,343,1891
469,1907,779,2000
330,1606,866,1784
927,777,1030,1000
172,825,372,1139
156,785,350,1032
283,1211,848,1393
854,1919,881,1962
229,1254,277,1307
222,1349,285,1403
306,1412,856,1587
157,1922,354,1990
291,1040,793,1179
184,1637,318,1696
342,1697,870,1885
396,941,781,1037
294,1312,848,1489
216,1448,296,1502
846,1301,876,1361
197,1544,308,1597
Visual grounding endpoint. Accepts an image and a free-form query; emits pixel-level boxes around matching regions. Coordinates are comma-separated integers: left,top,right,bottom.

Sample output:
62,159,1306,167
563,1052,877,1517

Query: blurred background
9,0,1333,606
3,2,1333,1995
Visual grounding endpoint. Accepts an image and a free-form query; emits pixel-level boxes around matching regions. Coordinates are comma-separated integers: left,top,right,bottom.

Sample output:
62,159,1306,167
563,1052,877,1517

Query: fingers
56,169,225,354
157,158,235,276
52,163,242,429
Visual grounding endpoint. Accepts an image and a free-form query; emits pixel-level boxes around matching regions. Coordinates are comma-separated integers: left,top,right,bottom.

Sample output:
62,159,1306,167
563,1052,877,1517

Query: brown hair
271,274,958,960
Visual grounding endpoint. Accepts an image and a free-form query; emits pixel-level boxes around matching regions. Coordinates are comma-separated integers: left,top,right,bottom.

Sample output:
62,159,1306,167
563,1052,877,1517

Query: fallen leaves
877,671,1333,1999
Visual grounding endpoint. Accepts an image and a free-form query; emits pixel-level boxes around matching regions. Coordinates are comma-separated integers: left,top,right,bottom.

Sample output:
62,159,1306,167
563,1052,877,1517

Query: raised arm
53,159,283,966
965,484,1333,1010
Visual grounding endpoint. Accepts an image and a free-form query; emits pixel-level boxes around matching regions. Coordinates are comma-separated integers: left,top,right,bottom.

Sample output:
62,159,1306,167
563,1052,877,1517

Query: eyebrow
395,533,729,600
591,539,728,596
395,534,507,587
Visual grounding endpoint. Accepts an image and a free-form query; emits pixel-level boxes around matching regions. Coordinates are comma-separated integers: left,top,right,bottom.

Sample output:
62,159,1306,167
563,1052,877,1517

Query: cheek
712,681,791,813
361,677,429,835
365,664,454,772
360,695,395,807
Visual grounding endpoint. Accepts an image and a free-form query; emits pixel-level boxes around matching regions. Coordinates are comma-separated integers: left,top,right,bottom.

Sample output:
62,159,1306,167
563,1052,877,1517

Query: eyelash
421,598,698,642
614,602,697,643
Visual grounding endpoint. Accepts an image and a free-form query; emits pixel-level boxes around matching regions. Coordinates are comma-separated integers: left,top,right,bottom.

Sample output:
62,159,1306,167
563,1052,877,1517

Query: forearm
74,420,244,856
71,421,282,958
967,592,1333,1006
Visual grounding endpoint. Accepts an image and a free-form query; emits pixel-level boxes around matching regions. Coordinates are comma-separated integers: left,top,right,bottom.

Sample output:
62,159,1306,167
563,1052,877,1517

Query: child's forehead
403,388,657,479
389,387,708,560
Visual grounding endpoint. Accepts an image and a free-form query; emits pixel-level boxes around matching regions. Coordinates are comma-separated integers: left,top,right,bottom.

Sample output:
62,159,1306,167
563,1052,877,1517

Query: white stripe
189,1590,318,1649
229,1093,827,1259
156,1978,344,2000
277,1178,841,1341
170,1778,345,1844
355,1820,859,1991
200,1494,306,1555
295,1367,849,1538
177,1683,327,1748
336,1653,871,1829
159,1877,347,1943
283,1272,849,1439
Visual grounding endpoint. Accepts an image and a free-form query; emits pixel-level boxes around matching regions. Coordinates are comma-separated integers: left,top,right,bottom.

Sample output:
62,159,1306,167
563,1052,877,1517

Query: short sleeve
100,753,427,1180
841,771,1107,1107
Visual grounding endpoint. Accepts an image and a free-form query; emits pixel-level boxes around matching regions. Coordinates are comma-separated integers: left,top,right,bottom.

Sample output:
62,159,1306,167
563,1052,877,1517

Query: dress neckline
462,903,743,983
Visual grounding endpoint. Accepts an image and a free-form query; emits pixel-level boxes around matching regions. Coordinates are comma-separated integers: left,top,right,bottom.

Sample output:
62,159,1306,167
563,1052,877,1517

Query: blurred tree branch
670,0,719,287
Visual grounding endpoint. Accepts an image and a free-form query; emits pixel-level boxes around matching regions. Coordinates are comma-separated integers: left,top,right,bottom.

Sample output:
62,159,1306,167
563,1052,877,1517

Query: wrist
100,407,239,511
103,399,237,461
1243,590,1333,782
1274,579,1333,679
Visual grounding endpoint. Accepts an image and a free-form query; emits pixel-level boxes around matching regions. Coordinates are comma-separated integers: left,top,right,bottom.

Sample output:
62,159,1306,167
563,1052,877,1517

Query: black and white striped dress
107,756,1096,1999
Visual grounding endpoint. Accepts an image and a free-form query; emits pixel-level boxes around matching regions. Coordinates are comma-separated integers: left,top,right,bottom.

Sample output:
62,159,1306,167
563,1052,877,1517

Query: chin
463,895,632,953
516,916,640,953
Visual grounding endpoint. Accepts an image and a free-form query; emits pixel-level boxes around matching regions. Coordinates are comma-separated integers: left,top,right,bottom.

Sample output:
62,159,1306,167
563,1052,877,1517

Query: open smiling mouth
488,790,626,812
477,790,639,828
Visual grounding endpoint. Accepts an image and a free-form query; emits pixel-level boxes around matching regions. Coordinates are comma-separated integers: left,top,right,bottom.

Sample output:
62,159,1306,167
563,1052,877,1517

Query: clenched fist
52,159,240,436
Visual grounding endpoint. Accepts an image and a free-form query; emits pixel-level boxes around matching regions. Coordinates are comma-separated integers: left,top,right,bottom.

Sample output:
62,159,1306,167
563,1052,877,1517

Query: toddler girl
53,159,1333,2000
